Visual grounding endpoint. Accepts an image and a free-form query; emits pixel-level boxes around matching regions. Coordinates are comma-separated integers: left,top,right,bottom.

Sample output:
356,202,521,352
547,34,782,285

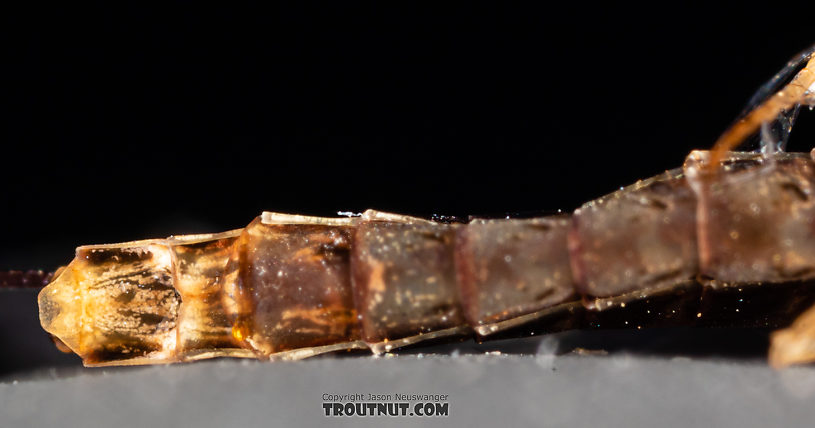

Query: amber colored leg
708,56,815,170
770,302,815,367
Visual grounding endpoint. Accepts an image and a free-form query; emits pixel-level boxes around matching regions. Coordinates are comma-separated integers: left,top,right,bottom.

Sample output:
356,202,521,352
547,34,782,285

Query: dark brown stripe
0,270,53,289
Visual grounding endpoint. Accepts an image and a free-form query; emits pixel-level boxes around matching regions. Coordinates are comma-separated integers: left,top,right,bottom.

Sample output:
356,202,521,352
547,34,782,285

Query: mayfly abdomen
351,212,469,353
38,231,253,366
36,151,815,367
38,240,180,365
222,214,365,360
35,42,815,368
455,216,580,337
687,152,815,283
569,168,698,300
168,231,248,360
686,152,815,330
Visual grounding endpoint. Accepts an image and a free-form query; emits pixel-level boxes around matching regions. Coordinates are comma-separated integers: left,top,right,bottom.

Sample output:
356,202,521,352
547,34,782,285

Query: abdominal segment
38,151,815,366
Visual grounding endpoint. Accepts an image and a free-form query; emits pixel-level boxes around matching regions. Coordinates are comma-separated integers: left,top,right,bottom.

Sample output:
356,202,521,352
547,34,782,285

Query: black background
3,3,815,271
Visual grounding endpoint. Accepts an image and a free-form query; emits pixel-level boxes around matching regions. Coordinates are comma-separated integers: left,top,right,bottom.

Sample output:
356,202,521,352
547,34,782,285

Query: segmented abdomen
37,150,815,366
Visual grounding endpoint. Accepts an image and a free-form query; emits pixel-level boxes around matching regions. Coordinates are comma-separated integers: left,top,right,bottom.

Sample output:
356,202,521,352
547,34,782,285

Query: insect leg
709,44,815,169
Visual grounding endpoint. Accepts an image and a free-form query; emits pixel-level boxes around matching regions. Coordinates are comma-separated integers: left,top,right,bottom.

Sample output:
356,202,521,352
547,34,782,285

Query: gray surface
4,340,815,428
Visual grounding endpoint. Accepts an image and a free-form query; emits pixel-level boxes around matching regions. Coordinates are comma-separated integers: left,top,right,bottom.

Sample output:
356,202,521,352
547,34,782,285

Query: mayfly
33,43,815,368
